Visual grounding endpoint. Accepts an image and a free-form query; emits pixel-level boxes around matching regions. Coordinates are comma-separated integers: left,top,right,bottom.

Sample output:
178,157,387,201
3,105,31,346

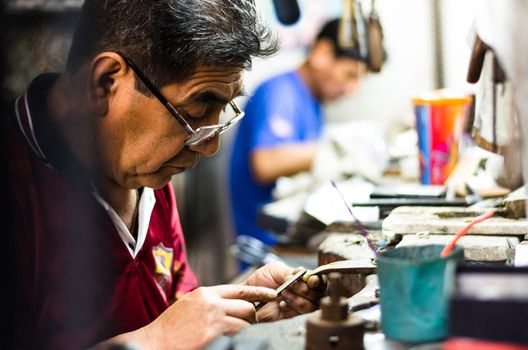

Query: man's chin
125,172,173,190
325,93,346,102
125,165,190,189
142,174,174,189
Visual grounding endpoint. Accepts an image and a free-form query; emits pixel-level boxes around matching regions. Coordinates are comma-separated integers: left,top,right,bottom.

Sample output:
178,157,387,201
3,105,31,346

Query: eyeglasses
121,55,245,147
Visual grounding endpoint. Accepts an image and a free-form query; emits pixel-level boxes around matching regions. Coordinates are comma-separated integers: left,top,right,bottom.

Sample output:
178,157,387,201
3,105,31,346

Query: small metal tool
254,268,307,311
303,259,376,281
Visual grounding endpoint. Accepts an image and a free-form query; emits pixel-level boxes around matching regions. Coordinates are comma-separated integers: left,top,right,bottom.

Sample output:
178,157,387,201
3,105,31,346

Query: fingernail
263,287,278,298
281,290,291,301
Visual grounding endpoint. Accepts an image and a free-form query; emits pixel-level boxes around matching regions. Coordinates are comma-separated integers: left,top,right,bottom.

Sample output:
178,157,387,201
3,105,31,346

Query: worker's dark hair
316,18,366,62
66,0,278,93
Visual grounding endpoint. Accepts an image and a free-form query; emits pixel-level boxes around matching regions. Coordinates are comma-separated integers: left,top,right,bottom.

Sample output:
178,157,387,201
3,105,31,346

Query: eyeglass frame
120,54,245,147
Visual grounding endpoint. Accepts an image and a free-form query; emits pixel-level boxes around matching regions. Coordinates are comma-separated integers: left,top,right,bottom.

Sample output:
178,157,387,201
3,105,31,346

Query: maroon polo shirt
6,74,198,349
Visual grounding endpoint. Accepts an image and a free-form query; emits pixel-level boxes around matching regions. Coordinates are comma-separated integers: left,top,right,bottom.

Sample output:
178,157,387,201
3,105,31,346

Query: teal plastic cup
377,245,463,343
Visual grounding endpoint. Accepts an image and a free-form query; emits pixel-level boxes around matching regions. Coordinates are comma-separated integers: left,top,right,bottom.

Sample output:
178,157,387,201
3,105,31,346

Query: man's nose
186,135,221,157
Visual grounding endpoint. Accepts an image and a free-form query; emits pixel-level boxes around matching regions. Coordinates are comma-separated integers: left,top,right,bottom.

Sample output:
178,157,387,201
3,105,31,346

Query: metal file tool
254,268,307,311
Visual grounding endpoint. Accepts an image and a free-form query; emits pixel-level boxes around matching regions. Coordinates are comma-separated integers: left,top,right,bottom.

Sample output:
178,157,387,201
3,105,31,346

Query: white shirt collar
16,90,156,258
91,185,156,258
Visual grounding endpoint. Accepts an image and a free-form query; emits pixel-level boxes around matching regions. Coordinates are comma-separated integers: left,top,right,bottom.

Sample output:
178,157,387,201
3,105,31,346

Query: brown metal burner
305,272,365,350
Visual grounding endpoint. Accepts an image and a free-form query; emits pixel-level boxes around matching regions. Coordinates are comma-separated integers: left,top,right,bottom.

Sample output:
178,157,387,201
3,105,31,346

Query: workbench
241,180,528,349
211,273,420,350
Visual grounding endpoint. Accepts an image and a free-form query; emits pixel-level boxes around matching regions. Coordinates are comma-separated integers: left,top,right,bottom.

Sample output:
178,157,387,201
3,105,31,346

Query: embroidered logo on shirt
153,243,173,276
269,114,294,138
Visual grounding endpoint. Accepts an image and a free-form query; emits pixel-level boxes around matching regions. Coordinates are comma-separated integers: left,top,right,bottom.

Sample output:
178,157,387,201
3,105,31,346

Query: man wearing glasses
4,1,323,349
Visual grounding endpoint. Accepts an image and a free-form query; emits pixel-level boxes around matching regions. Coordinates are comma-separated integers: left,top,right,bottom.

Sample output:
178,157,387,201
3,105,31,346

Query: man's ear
88,52,129,116
308,39,335,70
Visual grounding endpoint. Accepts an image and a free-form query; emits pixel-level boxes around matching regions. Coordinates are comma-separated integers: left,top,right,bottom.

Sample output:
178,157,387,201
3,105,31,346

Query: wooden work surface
382,206,528,236
316,233,377,297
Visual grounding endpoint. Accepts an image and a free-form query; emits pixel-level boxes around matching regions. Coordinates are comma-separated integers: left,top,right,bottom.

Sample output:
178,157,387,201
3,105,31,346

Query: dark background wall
2,1,81,100
1,0,16,346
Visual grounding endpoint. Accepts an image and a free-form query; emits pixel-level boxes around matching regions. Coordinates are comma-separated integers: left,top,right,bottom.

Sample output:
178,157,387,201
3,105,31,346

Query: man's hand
93,263,324,350
99,284,277,350
242,261,326,322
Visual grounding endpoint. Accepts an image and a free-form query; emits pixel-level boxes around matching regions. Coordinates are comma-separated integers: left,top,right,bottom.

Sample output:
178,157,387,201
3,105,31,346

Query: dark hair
316,18,366,62
66,0,278,91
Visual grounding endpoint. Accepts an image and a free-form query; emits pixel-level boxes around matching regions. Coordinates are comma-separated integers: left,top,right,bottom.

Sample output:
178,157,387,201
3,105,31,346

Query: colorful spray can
413,90,471,185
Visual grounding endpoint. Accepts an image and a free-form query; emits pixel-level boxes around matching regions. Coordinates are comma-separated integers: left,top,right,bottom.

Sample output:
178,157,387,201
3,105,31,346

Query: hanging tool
355,0,368,59
366,0,384,72
339,0,359,49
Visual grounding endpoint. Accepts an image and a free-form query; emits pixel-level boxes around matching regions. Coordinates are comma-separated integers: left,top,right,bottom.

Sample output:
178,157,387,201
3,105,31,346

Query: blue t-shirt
229,71,322,245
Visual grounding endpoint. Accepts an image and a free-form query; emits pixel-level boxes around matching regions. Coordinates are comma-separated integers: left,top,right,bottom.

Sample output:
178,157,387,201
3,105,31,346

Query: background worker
4,1,323,349
229,18,368,246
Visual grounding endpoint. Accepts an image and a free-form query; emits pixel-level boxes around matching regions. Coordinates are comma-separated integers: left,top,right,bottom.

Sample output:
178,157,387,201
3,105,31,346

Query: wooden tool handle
467,35,489,84
367,16,383,72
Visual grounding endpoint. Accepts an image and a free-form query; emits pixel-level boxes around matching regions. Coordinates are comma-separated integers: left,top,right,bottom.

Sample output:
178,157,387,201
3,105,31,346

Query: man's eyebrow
185,87,247,106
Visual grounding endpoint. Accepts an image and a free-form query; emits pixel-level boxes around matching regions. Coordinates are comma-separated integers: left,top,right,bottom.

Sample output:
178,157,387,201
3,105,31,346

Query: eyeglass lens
183,103,243,146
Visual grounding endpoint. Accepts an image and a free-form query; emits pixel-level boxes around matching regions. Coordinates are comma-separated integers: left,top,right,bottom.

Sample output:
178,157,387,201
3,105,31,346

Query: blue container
377,245,464,343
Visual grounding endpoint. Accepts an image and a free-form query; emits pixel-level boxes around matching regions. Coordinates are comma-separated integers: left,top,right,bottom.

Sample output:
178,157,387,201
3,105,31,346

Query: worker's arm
250,142,319,185
90,285,277,350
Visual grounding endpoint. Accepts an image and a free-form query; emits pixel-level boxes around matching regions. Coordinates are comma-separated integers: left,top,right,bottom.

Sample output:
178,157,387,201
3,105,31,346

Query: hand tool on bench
254,268,307,311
